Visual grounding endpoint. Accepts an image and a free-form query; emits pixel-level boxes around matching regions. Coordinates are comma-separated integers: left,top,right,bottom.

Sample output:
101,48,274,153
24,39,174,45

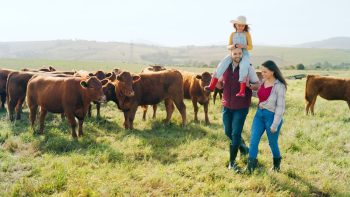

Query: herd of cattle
0,65,349,138
0,66,219,138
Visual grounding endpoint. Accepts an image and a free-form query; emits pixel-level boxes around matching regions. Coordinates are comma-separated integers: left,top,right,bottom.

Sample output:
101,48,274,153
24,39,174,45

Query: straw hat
230,16,250,25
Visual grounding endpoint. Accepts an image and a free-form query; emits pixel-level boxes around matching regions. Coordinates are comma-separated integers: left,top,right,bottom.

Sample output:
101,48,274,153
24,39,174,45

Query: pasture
0,61,349,196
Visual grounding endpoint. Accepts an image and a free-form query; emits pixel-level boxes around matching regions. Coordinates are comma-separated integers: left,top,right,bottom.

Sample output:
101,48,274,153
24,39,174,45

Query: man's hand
270,126,277,133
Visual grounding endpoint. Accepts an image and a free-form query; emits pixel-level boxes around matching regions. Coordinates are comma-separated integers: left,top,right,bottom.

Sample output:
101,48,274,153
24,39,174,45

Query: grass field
0,62,349,196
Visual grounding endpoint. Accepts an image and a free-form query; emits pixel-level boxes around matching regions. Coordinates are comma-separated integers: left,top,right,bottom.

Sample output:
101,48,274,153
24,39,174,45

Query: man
205,48,260,173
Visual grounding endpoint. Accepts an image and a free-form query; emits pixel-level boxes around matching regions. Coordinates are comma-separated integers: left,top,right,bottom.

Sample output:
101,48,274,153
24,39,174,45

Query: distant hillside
296,37,350,49
1,40,350,67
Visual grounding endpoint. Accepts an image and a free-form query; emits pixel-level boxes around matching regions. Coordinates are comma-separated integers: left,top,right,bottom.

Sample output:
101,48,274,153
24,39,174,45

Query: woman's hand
270,126,277,133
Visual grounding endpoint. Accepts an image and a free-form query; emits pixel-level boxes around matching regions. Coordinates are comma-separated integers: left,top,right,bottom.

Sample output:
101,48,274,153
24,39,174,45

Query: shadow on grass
119,119,209,164
270,170,331,197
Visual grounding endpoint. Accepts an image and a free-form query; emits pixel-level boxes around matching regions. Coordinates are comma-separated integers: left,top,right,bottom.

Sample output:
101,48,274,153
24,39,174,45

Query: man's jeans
222,107,249,147
248,108,283,159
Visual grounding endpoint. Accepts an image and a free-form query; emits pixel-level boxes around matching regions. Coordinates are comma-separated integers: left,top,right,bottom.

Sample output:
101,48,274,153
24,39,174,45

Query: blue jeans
248,108,283,159
222,107,249,147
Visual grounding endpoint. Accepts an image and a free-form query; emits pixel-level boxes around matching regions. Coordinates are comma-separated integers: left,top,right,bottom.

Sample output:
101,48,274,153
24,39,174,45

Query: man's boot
236,82,246,97
272,157,282,172
239,140,249,156
246,157,258,174
228,144,241,173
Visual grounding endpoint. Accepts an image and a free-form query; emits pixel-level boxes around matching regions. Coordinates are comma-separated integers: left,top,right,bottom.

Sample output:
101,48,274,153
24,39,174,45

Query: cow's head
101,79,118,104
105,72,117,81
94,70,106,80
116,71,140,97
196,72,212,90
113,68,122,75
151,65,166,71
80,76,106,103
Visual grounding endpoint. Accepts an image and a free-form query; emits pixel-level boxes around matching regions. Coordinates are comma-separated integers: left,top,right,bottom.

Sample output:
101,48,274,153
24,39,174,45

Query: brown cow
140,66,167,120
21,66,56,72
0,68,16,109
6,71,73,121
114,70,186,129
181,71,212,124
305,75,350,115
26,76,106,137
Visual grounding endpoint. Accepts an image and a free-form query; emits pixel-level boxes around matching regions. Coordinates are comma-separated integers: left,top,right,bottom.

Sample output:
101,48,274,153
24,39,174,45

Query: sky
1,0,350,47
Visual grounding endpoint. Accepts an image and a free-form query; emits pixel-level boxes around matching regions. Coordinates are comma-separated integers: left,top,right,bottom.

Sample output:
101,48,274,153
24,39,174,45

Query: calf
305,75,350,115
182,71,212,124
26,76,106,137
114,70,186,129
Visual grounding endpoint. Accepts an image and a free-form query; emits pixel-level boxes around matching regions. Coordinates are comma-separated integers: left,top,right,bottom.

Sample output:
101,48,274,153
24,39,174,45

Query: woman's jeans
222,107,249,147
248,108,283,159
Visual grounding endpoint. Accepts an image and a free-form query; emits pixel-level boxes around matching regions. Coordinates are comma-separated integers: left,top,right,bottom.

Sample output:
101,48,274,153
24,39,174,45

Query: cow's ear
196,75,202,80
116,75,122,81
88,73,94,77
108,72,116,81
132,75,141,82
101,79,109,86
80,81,88,88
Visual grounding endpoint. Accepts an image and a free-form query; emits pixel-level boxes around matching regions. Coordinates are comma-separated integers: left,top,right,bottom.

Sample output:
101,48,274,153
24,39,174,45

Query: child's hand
236,44,245,49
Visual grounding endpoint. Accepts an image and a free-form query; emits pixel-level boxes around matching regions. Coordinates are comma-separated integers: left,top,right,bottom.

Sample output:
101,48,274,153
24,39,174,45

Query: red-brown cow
182,71,212,124
21,66,56,72
0,68,16,109
6,71,73,121
114,70,186,129
26,76,106,137
140,66,167,120
305,75,350,115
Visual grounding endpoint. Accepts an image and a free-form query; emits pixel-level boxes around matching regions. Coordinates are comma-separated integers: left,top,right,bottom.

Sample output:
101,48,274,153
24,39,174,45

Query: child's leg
214,54,232,78
206,54,232,91
236,53,250,97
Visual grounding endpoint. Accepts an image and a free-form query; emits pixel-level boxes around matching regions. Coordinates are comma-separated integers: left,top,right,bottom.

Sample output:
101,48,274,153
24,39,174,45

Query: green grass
0,65,349,196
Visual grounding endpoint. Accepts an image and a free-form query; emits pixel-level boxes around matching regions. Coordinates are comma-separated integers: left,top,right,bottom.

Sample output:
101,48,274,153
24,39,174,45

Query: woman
246,60,287,173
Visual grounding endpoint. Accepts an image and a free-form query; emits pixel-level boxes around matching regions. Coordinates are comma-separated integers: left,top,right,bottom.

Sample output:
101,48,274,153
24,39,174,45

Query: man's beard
233,57,241,64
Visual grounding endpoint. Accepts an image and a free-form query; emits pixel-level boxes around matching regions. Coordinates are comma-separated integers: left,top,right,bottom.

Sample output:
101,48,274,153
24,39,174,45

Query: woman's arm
271,84,286,132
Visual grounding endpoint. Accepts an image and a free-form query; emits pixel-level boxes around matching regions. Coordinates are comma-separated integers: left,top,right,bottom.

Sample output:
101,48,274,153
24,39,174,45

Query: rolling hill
1,39,350,68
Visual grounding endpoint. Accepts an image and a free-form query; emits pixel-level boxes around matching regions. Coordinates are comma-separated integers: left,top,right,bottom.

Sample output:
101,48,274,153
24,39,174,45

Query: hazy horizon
1,0,349,47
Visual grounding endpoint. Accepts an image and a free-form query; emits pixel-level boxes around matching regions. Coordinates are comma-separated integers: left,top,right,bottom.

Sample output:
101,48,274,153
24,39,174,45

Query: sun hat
230,16,250,25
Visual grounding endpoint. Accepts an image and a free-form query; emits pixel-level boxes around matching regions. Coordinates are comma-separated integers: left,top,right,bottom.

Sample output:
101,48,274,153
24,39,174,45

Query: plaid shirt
258,79,286,130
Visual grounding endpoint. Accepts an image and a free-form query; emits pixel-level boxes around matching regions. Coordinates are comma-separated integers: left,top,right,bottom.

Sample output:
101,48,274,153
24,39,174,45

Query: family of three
205,16,287,174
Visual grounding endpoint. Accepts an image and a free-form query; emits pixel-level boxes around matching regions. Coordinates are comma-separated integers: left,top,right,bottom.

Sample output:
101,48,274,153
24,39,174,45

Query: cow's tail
305,75,315,101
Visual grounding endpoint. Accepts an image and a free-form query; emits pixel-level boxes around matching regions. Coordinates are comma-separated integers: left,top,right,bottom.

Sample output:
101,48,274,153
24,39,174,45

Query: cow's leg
61,113,65,121
310,96,318,115
0,93,5,109
123,111,130,129
66,112,77,138
7,97,16,122
88,104,92,117
347,100,350,110
96,103,101,118
39,108,47,134
173,99,187,127
219,91,222,100
15,97,25,120
164,99,175,124
192,99,199,122
142,105,148,121
152,104,157,119
204,101,210,125
78,118,84,137
29,104,38,131
213,90,217,104
129,107,137,130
